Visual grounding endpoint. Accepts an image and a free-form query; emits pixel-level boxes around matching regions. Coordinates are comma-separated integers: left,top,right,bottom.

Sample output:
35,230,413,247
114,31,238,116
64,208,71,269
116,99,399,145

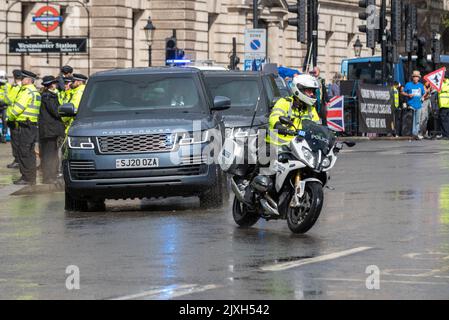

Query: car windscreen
78,74,207,117
203,76,266,115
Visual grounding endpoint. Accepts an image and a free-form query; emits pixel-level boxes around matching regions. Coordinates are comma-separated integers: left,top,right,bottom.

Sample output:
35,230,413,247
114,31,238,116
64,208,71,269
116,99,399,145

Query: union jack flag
326,96,345,132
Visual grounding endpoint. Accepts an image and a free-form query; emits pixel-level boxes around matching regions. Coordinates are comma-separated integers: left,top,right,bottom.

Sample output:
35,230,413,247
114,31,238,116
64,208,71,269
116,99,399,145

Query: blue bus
341,55,449,85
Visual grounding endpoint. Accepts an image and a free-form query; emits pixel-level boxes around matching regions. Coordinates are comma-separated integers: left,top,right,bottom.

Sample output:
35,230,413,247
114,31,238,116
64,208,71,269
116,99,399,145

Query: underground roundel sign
33,6,62,33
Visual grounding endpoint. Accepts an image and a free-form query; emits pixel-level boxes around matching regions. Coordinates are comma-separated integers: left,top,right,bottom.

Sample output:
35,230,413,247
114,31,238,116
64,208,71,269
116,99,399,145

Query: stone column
267,21,281,65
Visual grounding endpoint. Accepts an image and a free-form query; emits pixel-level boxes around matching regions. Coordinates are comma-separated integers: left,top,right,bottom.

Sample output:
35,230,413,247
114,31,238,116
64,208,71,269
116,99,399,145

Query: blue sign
32,16,63,23
244,60,253,71
250,39,261,51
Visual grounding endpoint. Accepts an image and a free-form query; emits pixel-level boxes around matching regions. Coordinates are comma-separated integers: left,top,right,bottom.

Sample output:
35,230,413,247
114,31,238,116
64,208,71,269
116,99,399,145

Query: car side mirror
59,103,76,117
211,96,231,111
279,116,294,127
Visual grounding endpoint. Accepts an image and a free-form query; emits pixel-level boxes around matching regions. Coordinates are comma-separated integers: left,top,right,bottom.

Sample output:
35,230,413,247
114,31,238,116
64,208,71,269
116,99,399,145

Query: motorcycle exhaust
260,195,280,216
230,178,253,207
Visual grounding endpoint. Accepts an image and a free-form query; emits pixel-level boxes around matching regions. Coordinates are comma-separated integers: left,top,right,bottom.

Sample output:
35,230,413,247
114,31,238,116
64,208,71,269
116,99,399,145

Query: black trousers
1,110,7,137
394,108,402,136
9,124,19,163
17,124,38,183
440,108,449,138
39,137,60,182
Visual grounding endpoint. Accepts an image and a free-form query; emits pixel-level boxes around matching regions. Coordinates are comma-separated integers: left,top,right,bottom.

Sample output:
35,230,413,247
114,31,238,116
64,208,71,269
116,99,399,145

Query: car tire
65,188,88,212
199,171,224,209
89,200,106,212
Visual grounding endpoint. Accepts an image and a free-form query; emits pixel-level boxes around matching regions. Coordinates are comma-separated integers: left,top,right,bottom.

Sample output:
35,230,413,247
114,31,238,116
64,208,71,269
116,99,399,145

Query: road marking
110,283,221,300
261,247,372,272
313,277,449,286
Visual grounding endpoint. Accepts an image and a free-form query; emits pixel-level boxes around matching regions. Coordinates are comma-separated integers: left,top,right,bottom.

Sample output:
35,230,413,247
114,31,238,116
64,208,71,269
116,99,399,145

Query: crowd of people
0,66,88,186
395,69,449,140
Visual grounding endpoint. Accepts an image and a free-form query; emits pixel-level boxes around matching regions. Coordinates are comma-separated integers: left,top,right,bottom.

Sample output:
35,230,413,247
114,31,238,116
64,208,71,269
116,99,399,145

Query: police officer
0,71,10,143
392,81,401,137
63,73,87,134
57,65,74,92
266,74,320,147
6,70,25,169
39,76,65,184
438,71,449,139
58,76,74,105
6,70,41,185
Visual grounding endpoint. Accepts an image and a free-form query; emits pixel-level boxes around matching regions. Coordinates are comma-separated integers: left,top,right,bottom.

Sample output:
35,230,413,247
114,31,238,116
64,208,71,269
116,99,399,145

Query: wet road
0,140,449,300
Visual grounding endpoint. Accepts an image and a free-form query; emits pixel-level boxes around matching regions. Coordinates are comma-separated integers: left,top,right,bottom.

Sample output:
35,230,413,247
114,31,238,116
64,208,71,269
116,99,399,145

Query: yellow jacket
63,84,85,134
266,96,320,146
439,79,449,109
6,84,41,123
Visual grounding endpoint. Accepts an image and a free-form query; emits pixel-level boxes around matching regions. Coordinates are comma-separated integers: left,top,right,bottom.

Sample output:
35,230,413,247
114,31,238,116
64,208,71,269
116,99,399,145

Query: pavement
0,140,449,300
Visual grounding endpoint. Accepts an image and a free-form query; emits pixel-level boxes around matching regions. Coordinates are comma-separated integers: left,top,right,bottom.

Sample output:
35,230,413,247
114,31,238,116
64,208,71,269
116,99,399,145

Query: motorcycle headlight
179,130,211,145
68,137,95,149
322,157,332,168
302,147,316,167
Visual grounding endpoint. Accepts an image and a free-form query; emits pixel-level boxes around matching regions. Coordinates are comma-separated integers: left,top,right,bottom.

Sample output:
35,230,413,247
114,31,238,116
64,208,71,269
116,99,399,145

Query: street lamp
144,17,156,67
354,37,363,58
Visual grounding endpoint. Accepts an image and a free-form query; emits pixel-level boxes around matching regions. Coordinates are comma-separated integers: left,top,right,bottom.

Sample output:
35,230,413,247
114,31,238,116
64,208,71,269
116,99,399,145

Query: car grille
69,161,96,171
70,165,206,181
97,134,176,154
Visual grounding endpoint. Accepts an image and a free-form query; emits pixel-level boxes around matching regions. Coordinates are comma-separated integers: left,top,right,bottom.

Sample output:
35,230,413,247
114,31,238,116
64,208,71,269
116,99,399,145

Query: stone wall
0,0,446,82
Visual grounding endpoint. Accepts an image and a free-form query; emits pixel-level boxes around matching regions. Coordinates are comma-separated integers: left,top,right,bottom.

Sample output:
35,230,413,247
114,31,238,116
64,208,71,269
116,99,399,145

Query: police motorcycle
219,115,355,234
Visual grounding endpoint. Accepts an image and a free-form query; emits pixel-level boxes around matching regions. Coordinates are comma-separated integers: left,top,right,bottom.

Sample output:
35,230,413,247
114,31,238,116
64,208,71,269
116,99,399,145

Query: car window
80,75,205,116
203,76,266,115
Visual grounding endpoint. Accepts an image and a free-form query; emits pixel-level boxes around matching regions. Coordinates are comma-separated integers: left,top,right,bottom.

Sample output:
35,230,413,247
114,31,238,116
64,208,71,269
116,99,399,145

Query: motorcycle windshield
301,120,336,155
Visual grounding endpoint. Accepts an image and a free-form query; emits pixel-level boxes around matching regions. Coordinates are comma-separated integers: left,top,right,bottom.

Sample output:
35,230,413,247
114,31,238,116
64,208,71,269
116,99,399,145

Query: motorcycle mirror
279,116,294,127
344,141,356,148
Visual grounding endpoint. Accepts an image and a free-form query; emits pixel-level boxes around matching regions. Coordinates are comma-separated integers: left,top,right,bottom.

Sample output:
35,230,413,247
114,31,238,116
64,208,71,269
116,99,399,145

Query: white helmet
0,70,6,84
291,74,319,106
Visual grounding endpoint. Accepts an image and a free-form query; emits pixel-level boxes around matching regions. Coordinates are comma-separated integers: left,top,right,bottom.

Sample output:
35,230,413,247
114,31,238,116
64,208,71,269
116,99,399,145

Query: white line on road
312,277,449,286
110,283,221,300
261,247,373,272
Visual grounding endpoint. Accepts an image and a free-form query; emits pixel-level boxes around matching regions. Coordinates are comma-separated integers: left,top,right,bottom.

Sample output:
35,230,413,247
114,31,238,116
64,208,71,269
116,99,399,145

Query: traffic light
287,0,306,43
405,4,417,53
391,0,402,42
416,37,427,70
432,32,441,65
165,37,177,63
358,0,377,49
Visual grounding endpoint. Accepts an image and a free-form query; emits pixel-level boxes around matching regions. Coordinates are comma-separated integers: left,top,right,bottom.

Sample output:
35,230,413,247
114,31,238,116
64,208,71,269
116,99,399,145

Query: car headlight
322,157,332,168
179,130,212,145
68,137,95,149
302,147,316,167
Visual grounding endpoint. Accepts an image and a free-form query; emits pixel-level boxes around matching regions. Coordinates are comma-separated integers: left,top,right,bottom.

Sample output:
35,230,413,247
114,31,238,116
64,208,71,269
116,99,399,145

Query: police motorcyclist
266,74,321,147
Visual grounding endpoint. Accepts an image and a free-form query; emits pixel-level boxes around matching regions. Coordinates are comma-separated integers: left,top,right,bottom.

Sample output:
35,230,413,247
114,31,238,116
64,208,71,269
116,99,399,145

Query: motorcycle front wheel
287,182,324,234
232,197,260,228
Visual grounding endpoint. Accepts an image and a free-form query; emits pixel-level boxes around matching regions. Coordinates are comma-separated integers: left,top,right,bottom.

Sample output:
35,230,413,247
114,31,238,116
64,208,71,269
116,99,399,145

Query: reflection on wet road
0,141,449,299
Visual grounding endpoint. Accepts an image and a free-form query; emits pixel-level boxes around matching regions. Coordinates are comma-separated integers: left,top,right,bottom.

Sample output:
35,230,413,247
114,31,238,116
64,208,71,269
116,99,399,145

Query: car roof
91,67,201,78
202,70,263,77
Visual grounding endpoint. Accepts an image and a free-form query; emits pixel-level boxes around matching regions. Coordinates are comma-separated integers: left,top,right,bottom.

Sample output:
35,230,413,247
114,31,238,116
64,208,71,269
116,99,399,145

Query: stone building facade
0,0,447,82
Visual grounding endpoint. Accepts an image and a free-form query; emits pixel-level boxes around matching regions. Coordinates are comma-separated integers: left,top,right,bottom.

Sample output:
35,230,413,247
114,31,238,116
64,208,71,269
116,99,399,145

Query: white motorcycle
219,118,355,234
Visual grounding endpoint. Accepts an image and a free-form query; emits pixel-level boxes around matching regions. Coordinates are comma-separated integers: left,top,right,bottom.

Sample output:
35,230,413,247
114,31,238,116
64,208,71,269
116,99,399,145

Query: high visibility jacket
63,84,85,133
439,79,449,109
393,87,400,108
7,84,22,107
6,84,41,123
266,96,320,146
58,88,73,105
0,83,11,106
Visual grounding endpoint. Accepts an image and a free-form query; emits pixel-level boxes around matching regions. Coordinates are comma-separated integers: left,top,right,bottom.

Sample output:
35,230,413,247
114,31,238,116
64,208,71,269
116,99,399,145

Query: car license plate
116,158,159,169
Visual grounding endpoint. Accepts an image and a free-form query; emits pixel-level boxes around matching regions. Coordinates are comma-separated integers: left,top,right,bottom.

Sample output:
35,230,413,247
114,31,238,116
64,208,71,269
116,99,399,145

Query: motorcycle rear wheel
232,197,260,228
287,182,324,234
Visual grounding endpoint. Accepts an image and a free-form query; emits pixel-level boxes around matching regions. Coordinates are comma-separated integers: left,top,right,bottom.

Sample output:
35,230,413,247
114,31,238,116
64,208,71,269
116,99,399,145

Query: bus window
347,62,383,84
